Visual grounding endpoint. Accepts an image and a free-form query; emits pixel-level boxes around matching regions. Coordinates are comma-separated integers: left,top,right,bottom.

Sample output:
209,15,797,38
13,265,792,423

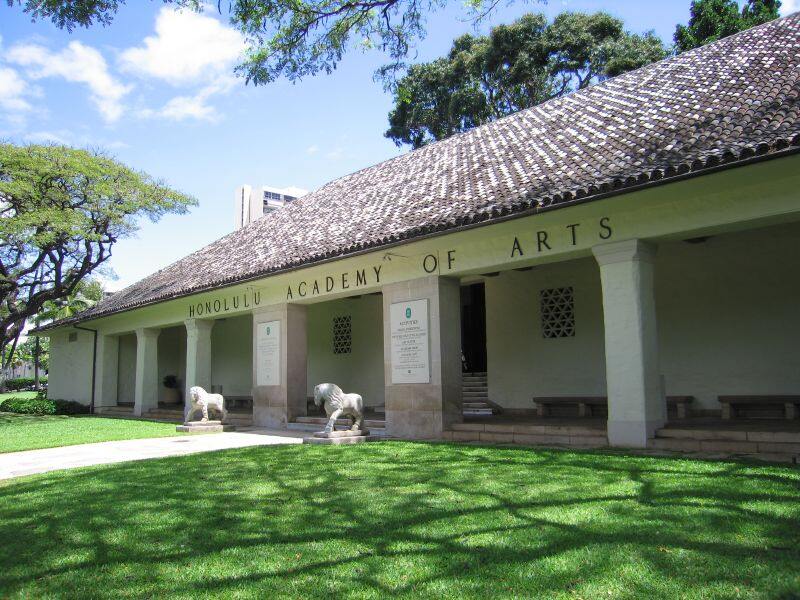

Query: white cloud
780,0,799,15
23,130,71,144
306,144,319,155
139,76,235,122
0,67,31,112
119,7,244,85
6,41,130,122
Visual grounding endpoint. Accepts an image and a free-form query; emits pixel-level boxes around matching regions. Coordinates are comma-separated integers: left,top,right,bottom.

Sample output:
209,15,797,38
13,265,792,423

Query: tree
22,278,104,390
674,0,781,52
6,0,548,84
385,12,667,148
0,143,196,377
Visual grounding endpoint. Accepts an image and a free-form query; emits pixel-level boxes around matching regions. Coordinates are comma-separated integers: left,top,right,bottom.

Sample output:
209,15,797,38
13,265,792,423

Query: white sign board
256,320,281,386
390,299,430,384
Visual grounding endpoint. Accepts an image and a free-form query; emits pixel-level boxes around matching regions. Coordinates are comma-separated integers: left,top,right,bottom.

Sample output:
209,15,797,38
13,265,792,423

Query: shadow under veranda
0,441,798,597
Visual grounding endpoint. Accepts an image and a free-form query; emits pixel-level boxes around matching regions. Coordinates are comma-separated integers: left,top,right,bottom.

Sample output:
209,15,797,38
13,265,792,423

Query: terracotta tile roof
50,13,800,327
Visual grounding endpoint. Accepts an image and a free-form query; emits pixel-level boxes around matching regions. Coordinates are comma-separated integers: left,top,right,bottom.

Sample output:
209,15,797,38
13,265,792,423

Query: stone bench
667,396,694,420
533,395,695,419
533,396,608,418
718,395,800,420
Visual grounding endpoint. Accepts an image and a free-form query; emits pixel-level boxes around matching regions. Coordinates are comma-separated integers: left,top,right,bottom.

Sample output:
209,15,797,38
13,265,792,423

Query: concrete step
294,416,386,429
649,437,799,462
287,422,386,436
95,406,133,415
463,372,487,377
444,427,608,448
463,409,494,416
463,390,489,397
656,427,800,444
464,401,491,408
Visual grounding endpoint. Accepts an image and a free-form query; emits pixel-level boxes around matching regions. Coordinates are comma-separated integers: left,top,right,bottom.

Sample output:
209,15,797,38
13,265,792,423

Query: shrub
0,395,88,415
2,377,48,391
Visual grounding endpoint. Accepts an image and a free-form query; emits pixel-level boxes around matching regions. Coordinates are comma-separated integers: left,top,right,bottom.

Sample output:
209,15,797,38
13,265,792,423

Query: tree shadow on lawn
1,442,799,599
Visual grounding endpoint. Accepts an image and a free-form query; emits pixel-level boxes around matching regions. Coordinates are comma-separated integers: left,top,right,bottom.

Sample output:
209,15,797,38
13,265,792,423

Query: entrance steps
461,372,499,417
95,405,133,417
443,421,608,448
288,416,386,436
649,426,800,463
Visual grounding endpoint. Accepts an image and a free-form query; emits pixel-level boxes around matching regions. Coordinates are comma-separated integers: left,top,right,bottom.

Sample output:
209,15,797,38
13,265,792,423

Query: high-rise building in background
234,185,309,230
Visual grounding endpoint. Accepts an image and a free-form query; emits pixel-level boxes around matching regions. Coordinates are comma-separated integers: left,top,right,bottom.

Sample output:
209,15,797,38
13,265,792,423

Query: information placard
256,320,281,386
390,299,430,384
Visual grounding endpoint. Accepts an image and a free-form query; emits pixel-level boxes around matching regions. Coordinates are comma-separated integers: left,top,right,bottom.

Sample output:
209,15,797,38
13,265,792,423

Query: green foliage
385,12,668,148
674,0,781,52
6,0,547,84
0,394,85,415
2,377,48,392
0,443,798,596
0,143,196,367
5,0,199,30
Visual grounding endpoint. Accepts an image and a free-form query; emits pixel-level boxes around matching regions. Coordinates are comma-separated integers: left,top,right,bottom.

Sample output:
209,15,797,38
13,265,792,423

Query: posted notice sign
390,299,430,384
256,320,281,386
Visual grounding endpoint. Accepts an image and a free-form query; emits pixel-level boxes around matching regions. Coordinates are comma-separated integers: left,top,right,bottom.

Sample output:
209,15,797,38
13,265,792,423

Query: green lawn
1,443,798,598
0,391,38,401
0,413,184,453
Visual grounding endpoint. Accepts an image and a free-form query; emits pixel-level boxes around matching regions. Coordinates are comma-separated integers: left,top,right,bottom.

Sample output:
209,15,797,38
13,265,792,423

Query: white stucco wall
210,314,253,397
487,222,800,411
306,295,385,406
117,333,137,405
47,329,94,403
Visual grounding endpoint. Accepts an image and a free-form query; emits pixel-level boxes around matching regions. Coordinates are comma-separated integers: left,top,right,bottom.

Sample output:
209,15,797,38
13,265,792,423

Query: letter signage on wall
390,299,430,384
256,320,281,386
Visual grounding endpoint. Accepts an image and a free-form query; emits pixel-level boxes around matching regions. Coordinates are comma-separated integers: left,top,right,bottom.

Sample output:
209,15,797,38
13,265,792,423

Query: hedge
2,377,48,392
0,395,88,415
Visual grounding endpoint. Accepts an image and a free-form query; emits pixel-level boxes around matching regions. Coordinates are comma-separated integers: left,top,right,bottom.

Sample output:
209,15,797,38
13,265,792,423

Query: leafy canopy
0,143,196,367
384,12,667,148
674,0,781,52
7,0,544,83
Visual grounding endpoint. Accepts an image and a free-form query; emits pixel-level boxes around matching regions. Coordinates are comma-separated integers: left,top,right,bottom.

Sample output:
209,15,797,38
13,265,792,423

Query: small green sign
405,307,412,318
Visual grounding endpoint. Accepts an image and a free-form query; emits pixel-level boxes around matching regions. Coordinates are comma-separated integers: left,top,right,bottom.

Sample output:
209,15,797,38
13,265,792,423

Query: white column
251,304,307,428
593,239,665,448
184,318,215,420
382,276,462,439
133,328,160,417
93,334,119,408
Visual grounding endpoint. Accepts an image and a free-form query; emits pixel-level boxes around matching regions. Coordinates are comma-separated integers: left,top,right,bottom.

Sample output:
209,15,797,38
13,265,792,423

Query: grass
1,443,799,599
0,391,38,401
0,413,184,453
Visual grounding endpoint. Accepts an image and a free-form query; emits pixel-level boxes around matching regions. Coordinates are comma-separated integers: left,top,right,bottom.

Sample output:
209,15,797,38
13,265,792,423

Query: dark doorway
461,283,487,373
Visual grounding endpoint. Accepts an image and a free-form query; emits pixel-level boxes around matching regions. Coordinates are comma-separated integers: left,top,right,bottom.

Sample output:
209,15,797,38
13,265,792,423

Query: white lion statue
186,386,227,423
313,383,365,433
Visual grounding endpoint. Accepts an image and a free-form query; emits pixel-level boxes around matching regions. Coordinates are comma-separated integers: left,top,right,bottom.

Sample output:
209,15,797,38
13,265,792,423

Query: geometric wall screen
540,287,575,339
332,315,352,354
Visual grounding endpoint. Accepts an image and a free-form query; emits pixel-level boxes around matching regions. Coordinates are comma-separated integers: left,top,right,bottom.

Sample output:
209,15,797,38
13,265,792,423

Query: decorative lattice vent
332,315,352,354
540,287,575,338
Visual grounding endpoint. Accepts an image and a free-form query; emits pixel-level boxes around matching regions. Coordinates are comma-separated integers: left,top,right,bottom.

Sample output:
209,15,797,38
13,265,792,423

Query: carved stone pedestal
176,420,236,433
303,429,375,445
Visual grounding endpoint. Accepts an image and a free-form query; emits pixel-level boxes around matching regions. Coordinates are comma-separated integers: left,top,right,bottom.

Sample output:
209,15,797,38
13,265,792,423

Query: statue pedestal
303,429,375,445
176,420,236,433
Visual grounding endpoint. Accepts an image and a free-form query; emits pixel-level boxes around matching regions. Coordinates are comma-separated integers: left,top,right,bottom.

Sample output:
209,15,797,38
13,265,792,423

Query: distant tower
234,184,308,230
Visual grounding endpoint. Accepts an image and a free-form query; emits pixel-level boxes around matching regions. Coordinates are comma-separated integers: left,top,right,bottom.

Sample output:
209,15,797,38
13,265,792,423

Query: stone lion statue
313,383,365,433
186,386,227,423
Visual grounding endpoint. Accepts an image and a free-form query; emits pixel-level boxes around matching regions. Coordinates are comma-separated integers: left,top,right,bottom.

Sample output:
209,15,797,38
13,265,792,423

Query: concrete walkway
0,428,304,480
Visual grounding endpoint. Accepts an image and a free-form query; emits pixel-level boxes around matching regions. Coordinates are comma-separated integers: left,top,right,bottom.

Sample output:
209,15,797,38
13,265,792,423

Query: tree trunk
34,336,41,392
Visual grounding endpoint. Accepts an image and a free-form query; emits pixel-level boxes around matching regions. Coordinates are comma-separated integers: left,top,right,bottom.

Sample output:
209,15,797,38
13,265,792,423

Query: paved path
0,428,304,480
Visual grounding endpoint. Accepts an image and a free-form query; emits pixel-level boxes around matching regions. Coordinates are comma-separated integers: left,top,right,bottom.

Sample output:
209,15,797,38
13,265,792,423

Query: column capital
592,239,657,266
135,327,161,340
184,318,215,333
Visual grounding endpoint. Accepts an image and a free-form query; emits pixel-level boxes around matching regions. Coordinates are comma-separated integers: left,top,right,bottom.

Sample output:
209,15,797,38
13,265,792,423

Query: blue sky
1,0,796,291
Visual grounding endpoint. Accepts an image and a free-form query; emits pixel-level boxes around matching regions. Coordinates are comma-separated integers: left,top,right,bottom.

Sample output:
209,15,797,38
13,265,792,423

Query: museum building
40,15,800,454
